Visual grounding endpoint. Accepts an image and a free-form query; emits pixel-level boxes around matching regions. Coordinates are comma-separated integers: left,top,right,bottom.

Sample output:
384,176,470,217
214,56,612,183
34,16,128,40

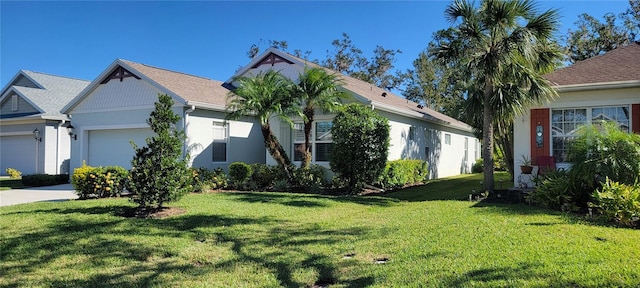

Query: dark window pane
315,143,332,162
212,143,226,162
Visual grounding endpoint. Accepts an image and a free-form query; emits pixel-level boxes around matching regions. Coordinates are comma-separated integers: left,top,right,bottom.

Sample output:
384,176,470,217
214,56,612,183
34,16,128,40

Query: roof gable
228,49,473,132
0,71,89,120
64,59,231,113
545,42,640,87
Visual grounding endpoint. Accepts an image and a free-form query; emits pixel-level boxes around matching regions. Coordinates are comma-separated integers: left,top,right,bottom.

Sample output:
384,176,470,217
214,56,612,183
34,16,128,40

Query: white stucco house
61,59,265,173
513,42,640,186
228,48,481,179
0,71,89,175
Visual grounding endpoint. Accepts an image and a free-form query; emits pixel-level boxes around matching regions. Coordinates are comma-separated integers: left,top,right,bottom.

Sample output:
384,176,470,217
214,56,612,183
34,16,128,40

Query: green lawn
1,172,639,287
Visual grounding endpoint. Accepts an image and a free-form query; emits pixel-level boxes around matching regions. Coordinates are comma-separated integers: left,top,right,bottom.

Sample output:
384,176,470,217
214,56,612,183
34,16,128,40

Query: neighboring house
0,71,89,175
227,48,480,179
513,42,640,186
61,59,265,173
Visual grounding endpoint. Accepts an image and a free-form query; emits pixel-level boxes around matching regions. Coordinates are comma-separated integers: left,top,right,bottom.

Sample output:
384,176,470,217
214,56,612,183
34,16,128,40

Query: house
61,59,265,173
227,48,480,178
0,71,90,175
513,42,640,186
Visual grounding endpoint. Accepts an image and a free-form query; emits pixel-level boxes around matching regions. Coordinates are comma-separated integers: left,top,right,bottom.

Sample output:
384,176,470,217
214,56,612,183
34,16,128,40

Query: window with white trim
464,137,468,160
552,106,629,162
293,121,333,162
212,121,227,162
409,126,415,141
444,133,451,145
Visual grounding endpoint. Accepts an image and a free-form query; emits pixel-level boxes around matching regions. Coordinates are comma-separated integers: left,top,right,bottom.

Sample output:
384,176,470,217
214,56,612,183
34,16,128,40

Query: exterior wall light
67,124,77,140
33,128,42,142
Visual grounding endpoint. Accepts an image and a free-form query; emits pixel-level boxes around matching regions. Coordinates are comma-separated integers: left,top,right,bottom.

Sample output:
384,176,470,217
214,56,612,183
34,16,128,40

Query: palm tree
435,0,561,190
226,70,299,180
293,67,347,168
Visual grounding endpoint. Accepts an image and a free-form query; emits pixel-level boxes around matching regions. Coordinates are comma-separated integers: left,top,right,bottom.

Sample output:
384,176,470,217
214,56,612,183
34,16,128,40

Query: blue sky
0,1,632,87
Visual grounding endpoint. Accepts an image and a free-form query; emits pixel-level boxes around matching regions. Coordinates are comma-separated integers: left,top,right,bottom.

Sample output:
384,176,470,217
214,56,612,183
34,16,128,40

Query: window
11,95,18,111
212,122,227,162
552,106,629,162
409,126,415,141
464,137,468,160
293,121,332,162
444,133,451,145
315,121,333,162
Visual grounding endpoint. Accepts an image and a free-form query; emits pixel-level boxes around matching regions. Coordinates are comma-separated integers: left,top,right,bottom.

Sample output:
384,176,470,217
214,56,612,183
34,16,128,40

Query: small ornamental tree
129,94,191,212
330,103,390,193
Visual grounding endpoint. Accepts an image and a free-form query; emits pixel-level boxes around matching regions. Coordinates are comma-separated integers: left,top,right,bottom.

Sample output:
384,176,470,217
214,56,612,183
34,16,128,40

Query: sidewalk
0,184,78,207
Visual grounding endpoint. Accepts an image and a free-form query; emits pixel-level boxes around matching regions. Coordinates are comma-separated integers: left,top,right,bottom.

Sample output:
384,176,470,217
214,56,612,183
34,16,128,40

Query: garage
1,135,37,175
87,128,154,169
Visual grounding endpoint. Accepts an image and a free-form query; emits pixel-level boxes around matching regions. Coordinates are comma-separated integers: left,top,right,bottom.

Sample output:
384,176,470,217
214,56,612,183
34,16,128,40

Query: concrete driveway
0,184,78,207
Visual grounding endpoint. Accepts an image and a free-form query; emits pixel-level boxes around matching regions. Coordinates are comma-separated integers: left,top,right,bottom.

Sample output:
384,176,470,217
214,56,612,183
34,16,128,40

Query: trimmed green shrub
250,163,281,190
292,164,327,193
229,162,252,187
21,174,68,187
129,94,191,211
72,161,94,194
591,178,640,227
376,159,428,190
190,167,228,192
330,103,390,193
73,166,129,199
5,168,21,179
472,158,483,173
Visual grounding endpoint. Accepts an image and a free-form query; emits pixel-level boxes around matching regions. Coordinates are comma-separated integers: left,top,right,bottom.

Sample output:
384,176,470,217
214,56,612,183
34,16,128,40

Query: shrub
73,165,128,199
21,174,68,187
72,161,95,197
129,94,191,211
292,164,327,193
472,158,483,173
568,121,640,195
591,178,640,227
376,159,428,190
527,169,575,211
190,167,228,192
229,162,252,188
330,103,390,193
250,163,280,190
5,168,21,179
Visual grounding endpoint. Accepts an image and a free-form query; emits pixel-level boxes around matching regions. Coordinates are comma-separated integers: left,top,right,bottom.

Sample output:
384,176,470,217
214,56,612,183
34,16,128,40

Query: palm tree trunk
301,106,314,169
260,124,293,180
483,79,495,191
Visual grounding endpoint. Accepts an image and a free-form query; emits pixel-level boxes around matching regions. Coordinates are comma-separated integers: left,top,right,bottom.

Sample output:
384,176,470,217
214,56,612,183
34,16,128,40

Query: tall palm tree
435,0,561,190
293,67,347,168
226,70,299,180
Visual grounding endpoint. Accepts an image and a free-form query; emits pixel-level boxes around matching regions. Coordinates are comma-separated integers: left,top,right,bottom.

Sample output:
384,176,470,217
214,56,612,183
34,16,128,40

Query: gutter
370,101,474,133
555,80,640,92
185,101,226,112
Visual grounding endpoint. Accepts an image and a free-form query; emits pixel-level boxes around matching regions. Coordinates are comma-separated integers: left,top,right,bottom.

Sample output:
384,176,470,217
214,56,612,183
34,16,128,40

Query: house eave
554,80,640,92
185,101,227,112
370,101,474,133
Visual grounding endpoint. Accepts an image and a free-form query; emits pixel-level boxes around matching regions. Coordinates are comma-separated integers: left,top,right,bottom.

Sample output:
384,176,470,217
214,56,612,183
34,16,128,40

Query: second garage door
87,128,155,169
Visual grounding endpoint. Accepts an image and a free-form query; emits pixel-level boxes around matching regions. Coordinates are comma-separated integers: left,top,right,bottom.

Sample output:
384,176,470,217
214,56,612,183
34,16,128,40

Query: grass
0,177,25,190
1,172,639,287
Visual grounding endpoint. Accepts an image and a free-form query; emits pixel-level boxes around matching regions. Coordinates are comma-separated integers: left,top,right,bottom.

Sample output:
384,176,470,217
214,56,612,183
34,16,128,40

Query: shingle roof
268,50,473,132
544,42,640,86
2,71,89,119
121,60,230,108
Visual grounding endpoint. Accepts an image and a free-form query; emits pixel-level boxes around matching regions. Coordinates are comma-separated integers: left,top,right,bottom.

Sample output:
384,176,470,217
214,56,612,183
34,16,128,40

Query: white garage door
88,128,154,169
0,135,37,175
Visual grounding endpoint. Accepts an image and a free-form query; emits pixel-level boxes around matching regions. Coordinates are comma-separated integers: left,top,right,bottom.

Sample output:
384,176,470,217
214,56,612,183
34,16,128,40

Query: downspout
184,105,195,160
56,120,66,174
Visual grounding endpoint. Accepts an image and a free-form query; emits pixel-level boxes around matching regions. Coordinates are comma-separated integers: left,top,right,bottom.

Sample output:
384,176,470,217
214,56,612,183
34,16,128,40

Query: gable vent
100,66,140,84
